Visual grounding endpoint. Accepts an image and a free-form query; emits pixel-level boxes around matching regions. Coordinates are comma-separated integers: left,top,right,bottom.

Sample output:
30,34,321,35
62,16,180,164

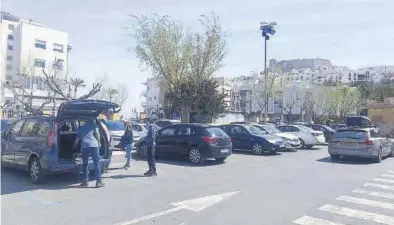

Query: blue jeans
125,144,132,165
82,147,101,182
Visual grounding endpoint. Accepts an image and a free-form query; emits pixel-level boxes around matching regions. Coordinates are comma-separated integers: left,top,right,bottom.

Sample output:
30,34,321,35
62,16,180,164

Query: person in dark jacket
121,122,133,169
144,119,157,176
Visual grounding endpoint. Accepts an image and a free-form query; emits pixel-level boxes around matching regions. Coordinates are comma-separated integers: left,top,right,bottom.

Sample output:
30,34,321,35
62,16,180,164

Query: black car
1,119,14,134
216,124,286,155
305,124,336,142
1,100,117,183
135,123,232,164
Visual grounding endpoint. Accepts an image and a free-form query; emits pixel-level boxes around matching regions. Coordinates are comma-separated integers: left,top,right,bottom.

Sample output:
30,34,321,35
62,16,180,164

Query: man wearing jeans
74,118,105,188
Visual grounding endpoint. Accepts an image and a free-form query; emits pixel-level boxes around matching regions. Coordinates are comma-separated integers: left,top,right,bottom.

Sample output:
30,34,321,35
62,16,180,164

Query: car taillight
364,139,373,145
48,123,57,147
202,136,216,144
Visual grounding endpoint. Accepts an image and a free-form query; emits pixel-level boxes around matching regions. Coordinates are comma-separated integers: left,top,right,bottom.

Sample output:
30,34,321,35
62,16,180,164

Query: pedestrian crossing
293,170,394,225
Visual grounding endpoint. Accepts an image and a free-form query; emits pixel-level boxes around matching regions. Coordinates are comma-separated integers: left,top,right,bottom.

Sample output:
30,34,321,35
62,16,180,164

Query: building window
53,58,64,70
7,35,14,40
53,43,64,53
8,24,15,30
34,59,46,68
7,45,13,51
6,65,12,71
34,39,46,49
6,55,13,61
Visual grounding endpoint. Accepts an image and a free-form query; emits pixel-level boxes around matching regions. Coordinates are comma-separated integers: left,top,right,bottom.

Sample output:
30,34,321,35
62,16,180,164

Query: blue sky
4,0,394,115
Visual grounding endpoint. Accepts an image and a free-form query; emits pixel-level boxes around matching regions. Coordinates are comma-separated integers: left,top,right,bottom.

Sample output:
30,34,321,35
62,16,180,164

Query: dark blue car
1,100,118,183
217,124,286,154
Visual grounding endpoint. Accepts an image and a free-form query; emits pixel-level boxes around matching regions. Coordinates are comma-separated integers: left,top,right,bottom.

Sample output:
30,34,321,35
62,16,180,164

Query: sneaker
80,182,89,187
152,171,157,176
96,180,105,188
124,164,130,169
144,171,152,176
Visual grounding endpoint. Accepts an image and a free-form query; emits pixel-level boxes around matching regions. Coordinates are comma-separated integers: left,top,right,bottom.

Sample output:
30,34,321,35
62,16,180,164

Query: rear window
205,127,227,137
105,121,125,131
332,130,367,140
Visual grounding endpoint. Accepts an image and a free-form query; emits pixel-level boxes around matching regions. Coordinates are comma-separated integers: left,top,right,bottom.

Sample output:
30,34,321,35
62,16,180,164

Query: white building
1,12,70,118
213,77,232,109
140,77,166,118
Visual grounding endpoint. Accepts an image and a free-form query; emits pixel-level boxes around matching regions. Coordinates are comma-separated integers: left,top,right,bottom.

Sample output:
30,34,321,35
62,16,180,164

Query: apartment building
140,77,167,118
213,77,232,109
1,12,70,118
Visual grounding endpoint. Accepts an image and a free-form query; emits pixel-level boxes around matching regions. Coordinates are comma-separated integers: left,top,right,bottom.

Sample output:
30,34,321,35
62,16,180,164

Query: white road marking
337,195,394,210
364,183,394,191
353,189,394,199
293,215,343,225
374,178,394,184
114,207,183,225
319,204,394,225
388,170,394,174
382,174,394,179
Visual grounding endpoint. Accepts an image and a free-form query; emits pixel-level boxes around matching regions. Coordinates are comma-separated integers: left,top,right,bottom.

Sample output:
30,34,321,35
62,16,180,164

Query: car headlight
282,137,291,142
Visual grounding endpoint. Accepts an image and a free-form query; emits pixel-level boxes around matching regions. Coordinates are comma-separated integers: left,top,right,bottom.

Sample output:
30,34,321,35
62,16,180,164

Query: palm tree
69,78,86,99
106,88,119,102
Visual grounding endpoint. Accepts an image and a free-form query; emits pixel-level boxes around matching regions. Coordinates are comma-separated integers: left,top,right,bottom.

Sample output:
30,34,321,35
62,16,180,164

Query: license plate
342,142,356,146
221,148,229,153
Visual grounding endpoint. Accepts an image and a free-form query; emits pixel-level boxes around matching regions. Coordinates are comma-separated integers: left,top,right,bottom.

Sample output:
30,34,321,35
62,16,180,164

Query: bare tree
130,13,227,123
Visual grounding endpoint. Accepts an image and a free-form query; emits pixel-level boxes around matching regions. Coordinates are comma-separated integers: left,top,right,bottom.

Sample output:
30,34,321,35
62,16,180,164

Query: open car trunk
57,120,109,160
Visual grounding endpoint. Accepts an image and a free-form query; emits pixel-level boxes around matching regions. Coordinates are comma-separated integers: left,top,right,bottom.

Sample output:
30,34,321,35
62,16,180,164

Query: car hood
274,133,299,140
256,134,284,142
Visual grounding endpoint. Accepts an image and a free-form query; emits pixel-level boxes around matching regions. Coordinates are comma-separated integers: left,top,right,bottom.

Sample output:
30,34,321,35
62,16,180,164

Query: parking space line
352,189,394,199
337,196,394,210
319,204,394,225
293,215,343,225
364,183,394,191
374,178,394,184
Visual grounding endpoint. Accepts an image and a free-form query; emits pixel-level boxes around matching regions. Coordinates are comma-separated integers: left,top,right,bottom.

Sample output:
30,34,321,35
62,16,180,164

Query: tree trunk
180,103,190,123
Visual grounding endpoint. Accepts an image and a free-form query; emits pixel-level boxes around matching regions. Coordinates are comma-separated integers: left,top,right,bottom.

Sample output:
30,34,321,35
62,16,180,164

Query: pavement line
337,196,394,210
382,174,394,179
114,206,183,225
293,215,344,225
374,178,394,184
353,189,394,199
364,183,394,191
319,204,394,225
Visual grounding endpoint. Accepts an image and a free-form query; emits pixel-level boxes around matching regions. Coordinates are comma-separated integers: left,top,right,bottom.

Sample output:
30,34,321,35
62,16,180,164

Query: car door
370,129,390,155
1,119,25,165
227,125,249,150
14,118,39,167
172,125,195,155
155,126,178,155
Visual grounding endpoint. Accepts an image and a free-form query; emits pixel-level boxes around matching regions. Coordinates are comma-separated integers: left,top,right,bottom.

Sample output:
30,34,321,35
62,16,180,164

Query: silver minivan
328,128,393,163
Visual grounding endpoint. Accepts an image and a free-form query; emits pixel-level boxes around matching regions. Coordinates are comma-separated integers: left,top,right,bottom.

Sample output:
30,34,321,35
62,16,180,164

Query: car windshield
333,130,367,140
261,125,281,133
297,125,314,132
246,125,266,135
205,127,227,137
105,121,125,131
321,125,335,132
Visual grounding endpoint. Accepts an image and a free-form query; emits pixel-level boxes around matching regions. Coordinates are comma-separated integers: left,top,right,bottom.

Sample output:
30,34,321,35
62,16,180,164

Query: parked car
278,125,325,148
104,120,126,150
131,123,148,146
1,119,14,134
135,123,232,164
1,100,117,183
253,124,302,150
217,124,286,154
153,119,181,129
305,124,336,142
328,128,393,163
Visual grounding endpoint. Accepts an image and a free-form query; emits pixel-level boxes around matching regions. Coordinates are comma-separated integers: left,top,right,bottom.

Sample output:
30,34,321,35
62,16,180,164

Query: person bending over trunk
74,118,105,188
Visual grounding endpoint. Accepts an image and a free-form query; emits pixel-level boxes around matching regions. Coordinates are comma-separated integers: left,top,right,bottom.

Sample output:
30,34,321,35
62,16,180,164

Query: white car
104,120,126,150
278,124,325,149
131,123,148,147
253,124,302,150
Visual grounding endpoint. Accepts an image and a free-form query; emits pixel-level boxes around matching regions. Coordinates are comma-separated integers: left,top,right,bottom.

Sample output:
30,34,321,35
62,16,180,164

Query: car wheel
299,139,305,148
189,148,204,164
375,147,383,163
29,157,45,184
138,143,147,158
306,145,314,149
215,157,227,163
330,154,340,161
252,143,263,155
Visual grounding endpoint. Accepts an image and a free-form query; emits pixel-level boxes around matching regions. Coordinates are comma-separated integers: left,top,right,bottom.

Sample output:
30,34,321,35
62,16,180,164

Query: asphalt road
2,146,394,225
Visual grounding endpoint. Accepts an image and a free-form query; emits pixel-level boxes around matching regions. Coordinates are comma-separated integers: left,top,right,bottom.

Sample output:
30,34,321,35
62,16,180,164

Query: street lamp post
260,22,277,123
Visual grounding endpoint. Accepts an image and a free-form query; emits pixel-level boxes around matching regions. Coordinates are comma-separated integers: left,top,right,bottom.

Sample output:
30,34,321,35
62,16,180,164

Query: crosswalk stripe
374,178,394,184
364,183,394,191
382,174,394,179
353,189,394,199
319,204,394,225
293,215,343,225
337,196,394,210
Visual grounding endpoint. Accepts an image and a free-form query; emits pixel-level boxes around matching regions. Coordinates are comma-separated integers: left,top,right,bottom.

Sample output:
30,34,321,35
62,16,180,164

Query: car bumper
266,142,286,152
43,159,111,175
202,145,232,158
328,147,377,158
285,141,302,149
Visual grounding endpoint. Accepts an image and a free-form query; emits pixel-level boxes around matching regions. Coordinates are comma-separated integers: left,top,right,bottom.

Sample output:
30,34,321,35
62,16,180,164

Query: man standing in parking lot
74,118,105,188
144,118,157,176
